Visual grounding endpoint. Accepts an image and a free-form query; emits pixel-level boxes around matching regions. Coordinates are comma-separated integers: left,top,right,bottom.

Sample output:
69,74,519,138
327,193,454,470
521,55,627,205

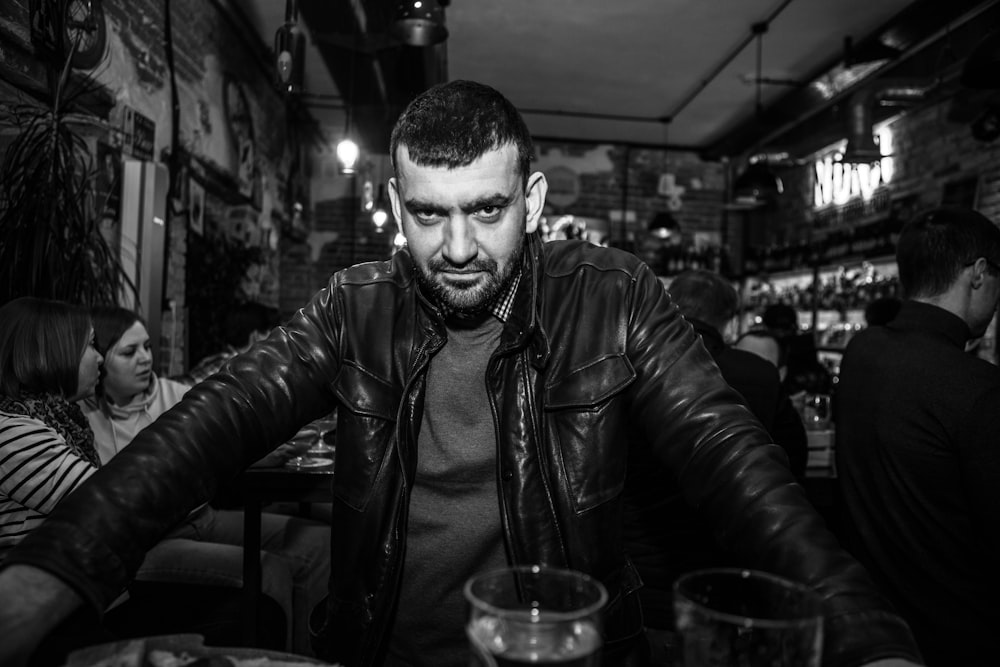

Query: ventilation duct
841,82,926,164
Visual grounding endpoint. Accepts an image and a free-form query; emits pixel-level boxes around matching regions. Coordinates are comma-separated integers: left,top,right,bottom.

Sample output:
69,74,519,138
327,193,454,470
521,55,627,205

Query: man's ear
971,257,989,289
389,177,402,230
524,171,548,234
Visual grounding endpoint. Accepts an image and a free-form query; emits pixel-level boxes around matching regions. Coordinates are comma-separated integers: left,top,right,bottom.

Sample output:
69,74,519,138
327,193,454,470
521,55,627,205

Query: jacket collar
888,299,972,348
502,233,550,367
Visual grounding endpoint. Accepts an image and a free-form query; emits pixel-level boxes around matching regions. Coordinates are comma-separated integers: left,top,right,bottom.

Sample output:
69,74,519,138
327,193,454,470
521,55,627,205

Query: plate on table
66,633,340,666
285,456,334,470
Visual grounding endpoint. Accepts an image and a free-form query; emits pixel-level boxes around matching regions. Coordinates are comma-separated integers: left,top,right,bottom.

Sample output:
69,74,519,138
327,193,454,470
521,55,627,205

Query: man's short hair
896,207,1000,299
389,80,534,187
668,269,738,331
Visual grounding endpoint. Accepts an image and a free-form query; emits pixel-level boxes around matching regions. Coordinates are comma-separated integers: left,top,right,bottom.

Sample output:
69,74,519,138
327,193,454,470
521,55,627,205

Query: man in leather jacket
0,81,921,667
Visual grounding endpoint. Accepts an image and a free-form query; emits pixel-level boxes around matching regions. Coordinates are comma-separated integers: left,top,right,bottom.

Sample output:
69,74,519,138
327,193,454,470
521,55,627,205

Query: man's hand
0,565,82,667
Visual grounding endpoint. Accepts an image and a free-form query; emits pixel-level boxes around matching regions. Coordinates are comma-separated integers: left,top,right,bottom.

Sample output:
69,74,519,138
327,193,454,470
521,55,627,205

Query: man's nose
442,216,477,265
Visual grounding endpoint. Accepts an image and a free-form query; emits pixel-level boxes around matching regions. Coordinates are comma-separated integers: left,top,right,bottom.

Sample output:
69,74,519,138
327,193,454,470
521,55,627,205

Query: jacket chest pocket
333,363,400,511
543,355,635,514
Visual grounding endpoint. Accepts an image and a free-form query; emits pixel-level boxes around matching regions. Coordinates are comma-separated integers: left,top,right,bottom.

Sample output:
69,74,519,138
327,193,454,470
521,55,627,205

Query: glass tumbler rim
464,564,609,623
673,567,824,630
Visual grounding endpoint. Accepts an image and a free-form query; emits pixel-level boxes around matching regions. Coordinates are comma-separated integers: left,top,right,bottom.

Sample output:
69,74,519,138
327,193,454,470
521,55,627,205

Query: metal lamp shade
648,212,681,239
390,0,448,47
733,162,783,204
274,23,306,95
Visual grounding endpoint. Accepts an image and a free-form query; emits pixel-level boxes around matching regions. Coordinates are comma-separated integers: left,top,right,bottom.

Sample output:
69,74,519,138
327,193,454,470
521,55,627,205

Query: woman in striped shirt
0,297,104,563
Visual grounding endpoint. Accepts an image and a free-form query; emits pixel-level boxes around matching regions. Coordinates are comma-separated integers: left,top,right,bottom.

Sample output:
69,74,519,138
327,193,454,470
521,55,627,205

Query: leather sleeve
624,265,921,667
1,283,344,613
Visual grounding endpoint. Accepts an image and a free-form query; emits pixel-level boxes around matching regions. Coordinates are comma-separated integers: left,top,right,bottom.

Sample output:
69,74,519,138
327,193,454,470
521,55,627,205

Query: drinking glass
673,568,823,667
465,565,608,666
802,393,832,431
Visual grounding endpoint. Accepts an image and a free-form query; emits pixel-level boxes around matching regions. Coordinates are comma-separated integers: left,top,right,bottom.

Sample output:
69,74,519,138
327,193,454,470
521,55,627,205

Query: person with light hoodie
81,306,331,654
82,308,190,464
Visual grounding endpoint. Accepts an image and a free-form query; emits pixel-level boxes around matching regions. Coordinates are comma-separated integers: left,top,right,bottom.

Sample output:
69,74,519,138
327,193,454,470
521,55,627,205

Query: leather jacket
7,236,920,666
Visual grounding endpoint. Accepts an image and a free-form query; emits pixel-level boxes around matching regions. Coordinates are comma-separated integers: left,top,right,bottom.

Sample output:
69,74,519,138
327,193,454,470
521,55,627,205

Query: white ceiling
239,0,974,154
446,0,913,148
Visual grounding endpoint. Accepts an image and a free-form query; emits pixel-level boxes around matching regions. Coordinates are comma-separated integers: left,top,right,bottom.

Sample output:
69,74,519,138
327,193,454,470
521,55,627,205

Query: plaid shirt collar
434,270,521,324
489,271,521,323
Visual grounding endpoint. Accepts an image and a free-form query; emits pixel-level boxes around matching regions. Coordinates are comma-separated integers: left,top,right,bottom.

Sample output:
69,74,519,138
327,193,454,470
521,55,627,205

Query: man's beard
415,237,524,318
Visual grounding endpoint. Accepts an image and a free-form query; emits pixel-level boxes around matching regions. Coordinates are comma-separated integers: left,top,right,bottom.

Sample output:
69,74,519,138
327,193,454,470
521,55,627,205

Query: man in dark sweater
836,207,1000,666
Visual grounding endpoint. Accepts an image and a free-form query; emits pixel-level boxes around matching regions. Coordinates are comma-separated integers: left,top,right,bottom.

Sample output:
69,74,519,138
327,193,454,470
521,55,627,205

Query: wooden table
240,458,334,646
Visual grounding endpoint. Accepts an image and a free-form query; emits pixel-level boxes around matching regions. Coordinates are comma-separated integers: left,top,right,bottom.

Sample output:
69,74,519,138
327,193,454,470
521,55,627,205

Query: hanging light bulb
337,137,360,175
361,178,375,212
372,185,389,230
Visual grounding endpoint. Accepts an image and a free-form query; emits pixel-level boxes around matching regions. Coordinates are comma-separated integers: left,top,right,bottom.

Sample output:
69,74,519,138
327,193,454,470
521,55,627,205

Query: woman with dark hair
0,298,112,664
0,297,104,561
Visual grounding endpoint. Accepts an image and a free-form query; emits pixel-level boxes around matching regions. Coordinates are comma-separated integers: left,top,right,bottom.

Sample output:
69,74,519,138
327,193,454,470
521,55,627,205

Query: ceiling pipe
664,0,796,123
709,0,997,160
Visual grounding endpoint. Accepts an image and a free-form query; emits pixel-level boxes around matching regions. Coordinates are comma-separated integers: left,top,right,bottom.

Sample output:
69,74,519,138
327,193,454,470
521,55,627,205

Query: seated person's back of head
734,329,785,371
0,297,102,562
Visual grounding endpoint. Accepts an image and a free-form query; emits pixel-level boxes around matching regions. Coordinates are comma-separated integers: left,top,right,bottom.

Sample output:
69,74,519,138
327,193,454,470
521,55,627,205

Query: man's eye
414,210,440,224
477,206,501,220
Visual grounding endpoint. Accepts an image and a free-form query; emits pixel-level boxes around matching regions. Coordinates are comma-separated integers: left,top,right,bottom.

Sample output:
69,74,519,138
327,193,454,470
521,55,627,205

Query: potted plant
0,48,134,306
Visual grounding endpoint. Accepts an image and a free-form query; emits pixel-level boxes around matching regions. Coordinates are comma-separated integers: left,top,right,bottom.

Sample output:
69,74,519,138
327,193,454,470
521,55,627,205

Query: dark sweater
692,319,808,478
836,300,1000,666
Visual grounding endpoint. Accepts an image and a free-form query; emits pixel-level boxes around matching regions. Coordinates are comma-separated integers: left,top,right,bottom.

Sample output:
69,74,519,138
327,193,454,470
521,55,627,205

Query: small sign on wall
122,106,155,161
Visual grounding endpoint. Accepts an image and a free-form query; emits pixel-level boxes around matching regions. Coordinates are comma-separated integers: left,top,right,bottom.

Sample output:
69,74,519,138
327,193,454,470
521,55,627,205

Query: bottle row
744,264,900,313
744,216,903,276
646,243,733,277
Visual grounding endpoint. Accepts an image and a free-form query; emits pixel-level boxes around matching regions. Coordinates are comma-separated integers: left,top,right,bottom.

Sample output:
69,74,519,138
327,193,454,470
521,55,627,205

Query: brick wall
763,96,1000,250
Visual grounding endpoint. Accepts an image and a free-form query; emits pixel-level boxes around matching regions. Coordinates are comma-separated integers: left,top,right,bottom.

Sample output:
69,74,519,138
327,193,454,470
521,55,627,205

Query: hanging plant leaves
0,47,135,307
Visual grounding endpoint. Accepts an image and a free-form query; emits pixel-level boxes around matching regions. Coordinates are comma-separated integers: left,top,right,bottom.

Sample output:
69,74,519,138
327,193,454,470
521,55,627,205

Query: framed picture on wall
189,178,205,236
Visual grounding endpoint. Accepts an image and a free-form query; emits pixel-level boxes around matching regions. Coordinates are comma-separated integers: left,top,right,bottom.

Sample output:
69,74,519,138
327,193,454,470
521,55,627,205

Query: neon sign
813,126,894,209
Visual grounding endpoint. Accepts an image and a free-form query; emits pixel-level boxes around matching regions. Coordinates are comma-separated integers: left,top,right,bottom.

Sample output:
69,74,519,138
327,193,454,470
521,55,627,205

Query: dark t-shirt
387,315,507,666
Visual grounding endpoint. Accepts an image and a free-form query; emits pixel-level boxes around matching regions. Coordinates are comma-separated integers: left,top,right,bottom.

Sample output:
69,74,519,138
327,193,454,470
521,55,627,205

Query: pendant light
372,185,389,230
390,0,449,47
274,0,305,96
337,30,360,175
732,22,783,206
648,121,681,239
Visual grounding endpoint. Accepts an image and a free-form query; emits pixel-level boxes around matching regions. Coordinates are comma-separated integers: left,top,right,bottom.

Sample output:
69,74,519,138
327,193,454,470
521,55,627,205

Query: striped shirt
0,411,97,563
